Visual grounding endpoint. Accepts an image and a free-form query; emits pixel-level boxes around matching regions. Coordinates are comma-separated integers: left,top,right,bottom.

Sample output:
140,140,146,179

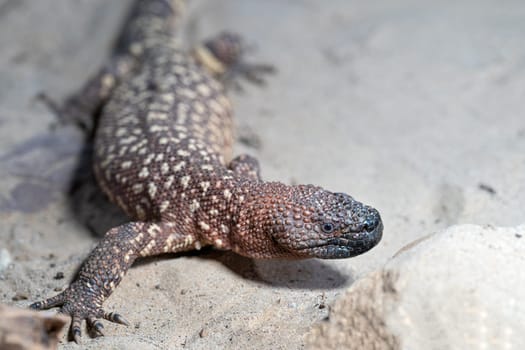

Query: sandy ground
1,0,524,349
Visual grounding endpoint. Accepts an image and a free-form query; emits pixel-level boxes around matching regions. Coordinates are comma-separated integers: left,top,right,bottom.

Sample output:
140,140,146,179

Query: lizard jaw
296,221,383,259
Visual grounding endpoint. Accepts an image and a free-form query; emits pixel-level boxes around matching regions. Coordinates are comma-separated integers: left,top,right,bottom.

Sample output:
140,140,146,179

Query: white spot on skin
196,84,212,97
184,235,194,246
121,160,132,169
120,136,137,144
161,163,169,174
161,93,175,104
214,239,223,248
102,73,115,89
179,88,197,99
201,164,213,171
148,182,157,198
173,65,186,74
164,175,174,189
130,42,143,55
139,167,149,178
143,154,155,165
133,232,144,243
115,128,127,137
119,145,130,159
224,189,232,201
150,124,168,133
221,224,230,234
173,161,186,172
199,181,210,195
190,199,200,212
177,149,190,157
147,111,168,121
133,183,144,194
199,222,210,231
160,200,170,212
209,209,218,216
194,101,206,114
147,226,158,237
180,175,190,189
140,240,157,256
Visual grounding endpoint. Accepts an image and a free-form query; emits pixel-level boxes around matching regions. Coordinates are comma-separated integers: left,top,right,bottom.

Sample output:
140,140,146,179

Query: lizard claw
72,317,82,344
87,317,105,336
30,289,68,310
238,62,276,86
30,282,130,342
222,62,276,92
104,311,130,326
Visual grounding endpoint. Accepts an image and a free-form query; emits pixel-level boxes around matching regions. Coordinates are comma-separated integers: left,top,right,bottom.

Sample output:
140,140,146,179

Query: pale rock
307,225,525,350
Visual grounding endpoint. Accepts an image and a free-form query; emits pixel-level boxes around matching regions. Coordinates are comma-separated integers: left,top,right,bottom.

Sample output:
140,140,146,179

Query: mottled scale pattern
31,0,383,343
94,49,235,224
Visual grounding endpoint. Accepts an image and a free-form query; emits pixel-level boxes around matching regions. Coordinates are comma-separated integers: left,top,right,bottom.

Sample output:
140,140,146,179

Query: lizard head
234,183,383,259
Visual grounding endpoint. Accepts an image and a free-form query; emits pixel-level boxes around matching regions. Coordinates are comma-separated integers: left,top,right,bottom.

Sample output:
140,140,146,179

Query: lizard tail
115,0,186,55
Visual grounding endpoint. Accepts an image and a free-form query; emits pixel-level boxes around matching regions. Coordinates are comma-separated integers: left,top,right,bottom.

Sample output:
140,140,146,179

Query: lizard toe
103,311,130,326
87,317,105,336
30,291,68,310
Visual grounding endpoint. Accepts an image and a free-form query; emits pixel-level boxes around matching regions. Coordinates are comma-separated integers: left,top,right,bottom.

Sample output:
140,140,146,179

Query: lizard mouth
299,221,383,259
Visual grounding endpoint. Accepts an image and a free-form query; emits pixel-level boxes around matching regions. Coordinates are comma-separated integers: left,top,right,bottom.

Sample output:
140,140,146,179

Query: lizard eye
321,223,335,233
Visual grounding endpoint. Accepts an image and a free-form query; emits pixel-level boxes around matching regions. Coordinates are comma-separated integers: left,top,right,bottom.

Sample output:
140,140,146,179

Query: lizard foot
30,282,129,343
193,31,276,92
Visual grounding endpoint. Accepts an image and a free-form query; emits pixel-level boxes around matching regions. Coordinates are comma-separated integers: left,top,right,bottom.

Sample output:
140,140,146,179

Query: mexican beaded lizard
31,0,383,342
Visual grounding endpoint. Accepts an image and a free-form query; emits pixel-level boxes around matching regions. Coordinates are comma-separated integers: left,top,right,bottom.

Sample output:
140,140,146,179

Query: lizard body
31,0,383,342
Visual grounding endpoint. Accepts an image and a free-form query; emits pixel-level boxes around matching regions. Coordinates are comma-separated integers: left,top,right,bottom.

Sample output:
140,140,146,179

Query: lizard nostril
363,211,380,232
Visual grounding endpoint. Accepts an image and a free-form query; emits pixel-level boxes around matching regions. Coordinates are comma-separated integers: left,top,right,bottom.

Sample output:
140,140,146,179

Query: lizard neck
228,181,294,259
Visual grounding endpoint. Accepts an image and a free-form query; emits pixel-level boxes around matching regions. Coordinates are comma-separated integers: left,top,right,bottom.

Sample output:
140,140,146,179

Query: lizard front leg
30,221,196,343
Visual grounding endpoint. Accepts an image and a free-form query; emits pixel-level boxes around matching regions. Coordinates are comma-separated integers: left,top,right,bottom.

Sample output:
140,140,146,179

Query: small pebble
12,292,28,301
199,328,207,338
0,249,12,272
